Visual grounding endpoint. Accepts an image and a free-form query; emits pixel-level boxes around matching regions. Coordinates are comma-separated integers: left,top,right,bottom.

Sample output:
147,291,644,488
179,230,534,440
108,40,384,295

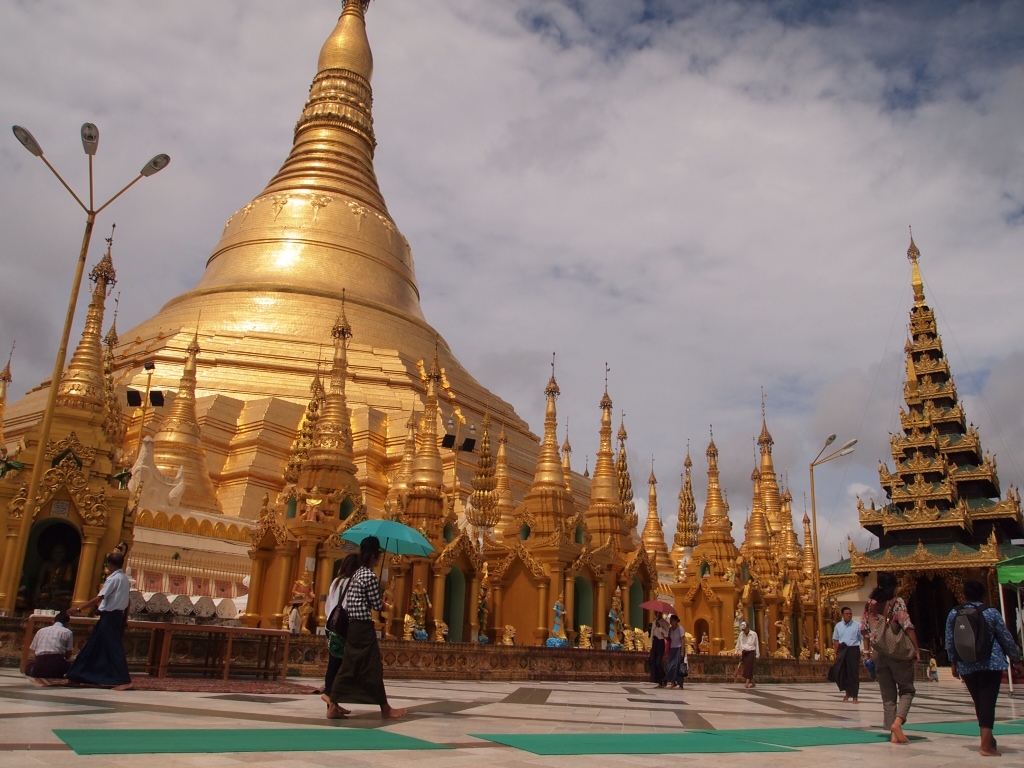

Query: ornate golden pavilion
2,2,1016,660
821,238,1023,653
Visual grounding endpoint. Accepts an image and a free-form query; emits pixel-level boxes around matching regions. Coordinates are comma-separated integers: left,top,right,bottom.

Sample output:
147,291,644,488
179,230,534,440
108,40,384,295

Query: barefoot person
66,551,132,690
831,606,863,703
734,621,760,688
326,536,406,720
25,611,74,683
945,579,1024,757
861,572,917,744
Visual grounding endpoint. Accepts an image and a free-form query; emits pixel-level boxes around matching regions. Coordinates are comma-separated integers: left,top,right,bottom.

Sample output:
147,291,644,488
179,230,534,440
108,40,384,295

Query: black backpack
951,603,994,664
326,577,354,638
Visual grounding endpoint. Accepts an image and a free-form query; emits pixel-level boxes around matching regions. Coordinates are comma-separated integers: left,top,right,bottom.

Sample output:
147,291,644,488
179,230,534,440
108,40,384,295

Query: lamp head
12,125,43,157
824,434,836,448
140,154,170,177
840,438,858,451
143,361,155,371
80,123,99,155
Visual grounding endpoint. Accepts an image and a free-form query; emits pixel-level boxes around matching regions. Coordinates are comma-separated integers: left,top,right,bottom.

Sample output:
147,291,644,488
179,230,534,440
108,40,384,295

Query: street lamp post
0,124,169,611
809,433,856,659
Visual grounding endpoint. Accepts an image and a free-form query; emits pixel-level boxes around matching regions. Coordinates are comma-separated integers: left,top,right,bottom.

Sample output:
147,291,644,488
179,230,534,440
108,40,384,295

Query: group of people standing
648,613,688,688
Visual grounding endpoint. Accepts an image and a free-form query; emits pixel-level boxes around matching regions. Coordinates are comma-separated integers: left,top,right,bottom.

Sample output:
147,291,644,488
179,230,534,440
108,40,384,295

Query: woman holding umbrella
326,536,407,720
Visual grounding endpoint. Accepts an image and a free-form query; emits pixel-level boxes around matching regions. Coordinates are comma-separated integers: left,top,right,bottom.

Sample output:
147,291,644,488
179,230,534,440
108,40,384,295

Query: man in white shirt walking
67,550,132,689
734,620,760,688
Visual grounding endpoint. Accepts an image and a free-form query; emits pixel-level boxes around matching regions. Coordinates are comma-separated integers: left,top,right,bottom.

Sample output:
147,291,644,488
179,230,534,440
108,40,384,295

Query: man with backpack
945,579,1024,757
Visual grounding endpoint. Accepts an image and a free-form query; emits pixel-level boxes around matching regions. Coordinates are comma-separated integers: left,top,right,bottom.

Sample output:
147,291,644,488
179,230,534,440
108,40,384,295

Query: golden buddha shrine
1,1,1019,671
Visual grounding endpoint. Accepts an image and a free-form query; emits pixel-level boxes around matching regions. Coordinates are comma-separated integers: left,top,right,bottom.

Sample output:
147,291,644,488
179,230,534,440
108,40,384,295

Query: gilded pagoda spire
284,369,327,485
152,329,222,513
672,447,699,564
0,344,12,449
56,234,116,411
642,463,672,575
616,413,638,531
740,466,774,585
520,359,573,538
757,399,783,546
777,485,802,576
801,511,816,583
590,370,618,504
862,235,1021,545
303,294,359,489
686,427,738,579
410,350,445,492
386,409,417,514
467,415,499,530
494,423,516,535
529,359,567,494
561,418,574,497
101,299,126,449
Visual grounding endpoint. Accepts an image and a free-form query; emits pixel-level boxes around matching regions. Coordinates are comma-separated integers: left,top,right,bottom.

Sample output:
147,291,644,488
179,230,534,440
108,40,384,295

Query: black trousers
963,669,1003,729
838,645,861,698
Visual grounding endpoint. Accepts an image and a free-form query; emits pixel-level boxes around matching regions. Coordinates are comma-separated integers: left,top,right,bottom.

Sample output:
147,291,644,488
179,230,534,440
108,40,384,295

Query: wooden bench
21,616,290,681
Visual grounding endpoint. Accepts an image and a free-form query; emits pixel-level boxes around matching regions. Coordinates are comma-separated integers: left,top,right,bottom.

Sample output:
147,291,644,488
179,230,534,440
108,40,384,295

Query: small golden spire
152,327,222,513
616,412,636,529
0,342,13,449
467,414,499,529
641,458,672,574
907,228,926,306
674,444,699,552
410,345,444,491
56,229,117,411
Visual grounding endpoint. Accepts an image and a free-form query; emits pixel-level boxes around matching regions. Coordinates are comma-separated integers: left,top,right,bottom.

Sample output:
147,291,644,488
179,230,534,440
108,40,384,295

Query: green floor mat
714,726,909,747
471,732,796,755
54,728,448,755
905,721,1024,737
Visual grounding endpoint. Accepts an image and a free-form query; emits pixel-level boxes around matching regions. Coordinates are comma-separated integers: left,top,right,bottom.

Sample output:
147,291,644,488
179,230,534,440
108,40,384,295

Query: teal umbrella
340,519,434,558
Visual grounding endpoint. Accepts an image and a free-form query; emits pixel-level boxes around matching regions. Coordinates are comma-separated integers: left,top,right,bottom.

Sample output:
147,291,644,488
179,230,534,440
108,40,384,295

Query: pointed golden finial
0,341,12,448
907,226,926,306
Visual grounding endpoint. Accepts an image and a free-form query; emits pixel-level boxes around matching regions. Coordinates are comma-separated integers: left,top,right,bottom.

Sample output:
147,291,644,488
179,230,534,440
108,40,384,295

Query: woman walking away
945,579,1024,757
649,613,669,687
319,554,358,710
326,537,407,720
861,572,918,744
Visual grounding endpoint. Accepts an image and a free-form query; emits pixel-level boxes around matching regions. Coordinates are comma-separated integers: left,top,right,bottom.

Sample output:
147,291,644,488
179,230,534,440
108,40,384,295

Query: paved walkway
1,669,1022,766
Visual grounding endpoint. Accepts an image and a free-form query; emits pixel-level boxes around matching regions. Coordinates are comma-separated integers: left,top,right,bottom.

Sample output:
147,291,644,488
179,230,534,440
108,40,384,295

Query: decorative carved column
536,578,549,643
596,578,608,640
430,568,446,635
493,584,503,631
242,551,269,628
468,572,481,639
72,527,106,608
273,547,294,628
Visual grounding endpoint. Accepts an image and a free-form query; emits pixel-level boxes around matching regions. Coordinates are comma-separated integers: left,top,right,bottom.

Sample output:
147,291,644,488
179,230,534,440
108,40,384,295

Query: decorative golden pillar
536,578,550,644
273,547,294,627
430,568,446,635
71,527,107,608
315,552,335,626
596,578,608,641
712,600,725,654
492,584,503,631
0,522,22,608
242,551,269,628
468,572,481,639
563,572,574,640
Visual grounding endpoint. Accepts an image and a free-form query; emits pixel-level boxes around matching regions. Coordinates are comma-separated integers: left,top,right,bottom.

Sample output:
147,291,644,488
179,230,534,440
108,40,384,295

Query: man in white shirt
734,620,760,688
67,550,132,689
26,611,74,683
831,606,863,702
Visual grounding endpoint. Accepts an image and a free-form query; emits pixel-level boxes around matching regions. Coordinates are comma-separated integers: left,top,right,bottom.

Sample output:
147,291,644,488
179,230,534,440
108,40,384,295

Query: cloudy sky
3,1,1023,566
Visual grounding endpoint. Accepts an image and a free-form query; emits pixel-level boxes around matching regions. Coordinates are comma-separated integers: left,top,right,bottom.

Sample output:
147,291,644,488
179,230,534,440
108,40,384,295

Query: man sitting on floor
25,611,74,684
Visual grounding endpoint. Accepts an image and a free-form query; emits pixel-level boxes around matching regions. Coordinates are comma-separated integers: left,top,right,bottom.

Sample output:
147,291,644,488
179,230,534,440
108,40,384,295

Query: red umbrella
640,599,675,615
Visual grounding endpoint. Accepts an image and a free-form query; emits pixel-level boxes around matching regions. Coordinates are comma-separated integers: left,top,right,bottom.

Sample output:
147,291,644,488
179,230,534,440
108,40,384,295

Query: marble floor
1,668,1022,767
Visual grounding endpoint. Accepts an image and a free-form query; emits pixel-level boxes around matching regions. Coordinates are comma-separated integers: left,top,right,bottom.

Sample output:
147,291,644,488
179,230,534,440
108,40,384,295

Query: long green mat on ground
53,728,448,755
714,726,902,748
470,732,797,755
905,721,1024,737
